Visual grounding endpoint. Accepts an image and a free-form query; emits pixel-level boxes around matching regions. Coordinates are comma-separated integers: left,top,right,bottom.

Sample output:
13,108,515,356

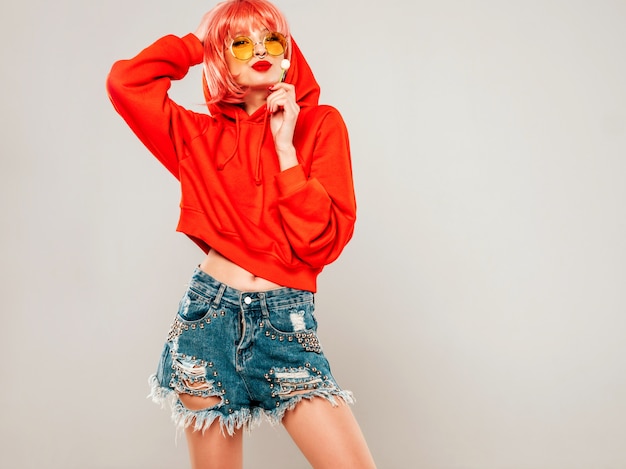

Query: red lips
251,61,272,72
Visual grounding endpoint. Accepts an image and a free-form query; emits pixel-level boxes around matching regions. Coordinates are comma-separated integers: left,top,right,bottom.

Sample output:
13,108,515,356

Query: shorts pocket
265,299,317,335
177,288,215,322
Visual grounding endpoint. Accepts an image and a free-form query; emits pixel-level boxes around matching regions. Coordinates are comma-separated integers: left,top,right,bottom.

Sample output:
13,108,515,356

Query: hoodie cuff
275,164,307,195
181,33,205,65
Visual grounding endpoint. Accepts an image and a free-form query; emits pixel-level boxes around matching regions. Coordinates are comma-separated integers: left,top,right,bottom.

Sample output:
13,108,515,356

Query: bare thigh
180,394,243,469
282,398,376,469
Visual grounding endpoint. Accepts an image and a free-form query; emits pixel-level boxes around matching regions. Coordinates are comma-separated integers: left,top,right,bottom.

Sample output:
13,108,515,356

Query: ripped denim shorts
149,267,354,435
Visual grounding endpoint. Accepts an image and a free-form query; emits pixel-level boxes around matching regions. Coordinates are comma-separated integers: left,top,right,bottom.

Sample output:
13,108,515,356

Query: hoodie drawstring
254,112,268,185
217,112,240,171
217,109,268,187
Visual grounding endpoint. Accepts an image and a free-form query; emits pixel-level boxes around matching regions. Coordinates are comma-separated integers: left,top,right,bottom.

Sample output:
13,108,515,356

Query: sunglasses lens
231,36,254,60
230,32,286,60
264,32,286,56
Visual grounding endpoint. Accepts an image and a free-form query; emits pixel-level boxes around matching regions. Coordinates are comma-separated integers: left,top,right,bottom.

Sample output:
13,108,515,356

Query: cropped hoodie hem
106,33,356,292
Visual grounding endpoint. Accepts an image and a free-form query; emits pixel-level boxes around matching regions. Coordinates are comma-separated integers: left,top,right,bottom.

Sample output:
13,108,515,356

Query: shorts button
244,296,252,305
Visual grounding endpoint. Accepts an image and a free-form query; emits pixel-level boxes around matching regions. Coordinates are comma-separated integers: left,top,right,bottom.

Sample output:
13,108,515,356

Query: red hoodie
106,33,356,292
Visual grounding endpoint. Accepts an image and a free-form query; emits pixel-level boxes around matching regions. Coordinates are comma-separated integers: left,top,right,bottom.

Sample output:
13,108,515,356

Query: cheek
229,68,244,84
224,55,241,77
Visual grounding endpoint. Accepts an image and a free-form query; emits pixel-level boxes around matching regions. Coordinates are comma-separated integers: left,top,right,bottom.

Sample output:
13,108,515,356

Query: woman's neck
242,88,268,115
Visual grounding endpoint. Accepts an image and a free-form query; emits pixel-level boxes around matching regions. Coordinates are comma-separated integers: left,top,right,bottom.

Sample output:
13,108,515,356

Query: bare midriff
199,249,283,292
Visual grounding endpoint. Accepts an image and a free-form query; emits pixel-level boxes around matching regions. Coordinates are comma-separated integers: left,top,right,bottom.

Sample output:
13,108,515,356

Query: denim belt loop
212,283,227,308
258,292,269,318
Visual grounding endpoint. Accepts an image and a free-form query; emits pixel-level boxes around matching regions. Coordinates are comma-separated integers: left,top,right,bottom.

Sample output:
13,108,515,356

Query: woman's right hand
193,11,211,44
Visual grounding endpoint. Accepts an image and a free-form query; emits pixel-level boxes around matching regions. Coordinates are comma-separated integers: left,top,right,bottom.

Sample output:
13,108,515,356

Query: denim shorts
149,268,353,435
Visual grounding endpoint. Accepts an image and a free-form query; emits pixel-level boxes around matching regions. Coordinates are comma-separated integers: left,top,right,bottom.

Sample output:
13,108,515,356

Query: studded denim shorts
149,268,353,435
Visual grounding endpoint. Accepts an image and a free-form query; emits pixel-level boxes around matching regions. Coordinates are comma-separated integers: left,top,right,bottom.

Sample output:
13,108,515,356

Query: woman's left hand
267,83,300,167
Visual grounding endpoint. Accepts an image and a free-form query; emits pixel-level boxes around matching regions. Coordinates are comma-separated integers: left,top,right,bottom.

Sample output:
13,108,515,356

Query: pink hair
200,0,291,105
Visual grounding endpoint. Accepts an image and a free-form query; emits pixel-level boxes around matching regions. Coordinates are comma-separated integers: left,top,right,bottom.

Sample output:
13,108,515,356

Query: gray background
2,0,626,468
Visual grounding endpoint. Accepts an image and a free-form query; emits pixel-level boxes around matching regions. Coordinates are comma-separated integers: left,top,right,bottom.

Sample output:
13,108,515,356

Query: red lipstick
252,61,272,72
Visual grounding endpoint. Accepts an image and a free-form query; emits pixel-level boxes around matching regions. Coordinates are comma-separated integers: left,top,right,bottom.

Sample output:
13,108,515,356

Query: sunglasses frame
229,32,287,61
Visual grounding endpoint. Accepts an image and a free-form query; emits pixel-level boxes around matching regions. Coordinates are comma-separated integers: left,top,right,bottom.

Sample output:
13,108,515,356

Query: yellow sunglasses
229,32,287,61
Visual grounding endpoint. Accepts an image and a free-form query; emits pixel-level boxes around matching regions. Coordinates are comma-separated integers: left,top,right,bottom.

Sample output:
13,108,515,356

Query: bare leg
179,394,243,469
282,397,376,469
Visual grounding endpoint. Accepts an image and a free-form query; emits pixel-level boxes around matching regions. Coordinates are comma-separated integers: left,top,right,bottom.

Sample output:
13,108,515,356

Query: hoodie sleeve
275,107,357,268
106,34,207,178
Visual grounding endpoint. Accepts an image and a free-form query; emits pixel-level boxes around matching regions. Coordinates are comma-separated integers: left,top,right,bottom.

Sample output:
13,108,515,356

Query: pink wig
200,0,291,105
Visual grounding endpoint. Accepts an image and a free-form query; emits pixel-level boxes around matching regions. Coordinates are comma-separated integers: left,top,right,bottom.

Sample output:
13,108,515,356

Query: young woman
107,1,375,467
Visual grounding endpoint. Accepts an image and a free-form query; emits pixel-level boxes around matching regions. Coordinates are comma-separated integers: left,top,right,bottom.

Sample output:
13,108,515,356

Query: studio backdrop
1,0,625,468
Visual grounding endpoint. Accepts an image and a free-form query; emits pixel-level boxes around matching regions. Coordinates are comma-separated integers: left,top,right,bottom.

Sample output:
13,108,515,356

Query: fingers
268,86,299,145
266,83,298,115
193,11,212,44
268,82,294,94
267,93,299,115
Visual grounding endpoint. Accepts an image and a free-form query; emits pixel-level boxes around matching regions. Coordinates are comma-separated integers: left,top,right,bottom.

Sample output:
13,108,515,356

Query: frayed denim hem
148,374,354,436
148,374,264,437
265,389,355,426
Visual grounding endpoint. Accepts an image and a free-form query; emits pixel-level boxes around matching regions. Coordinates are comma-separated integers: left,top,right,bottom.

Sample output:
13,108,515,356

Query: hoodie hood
201,38,321,185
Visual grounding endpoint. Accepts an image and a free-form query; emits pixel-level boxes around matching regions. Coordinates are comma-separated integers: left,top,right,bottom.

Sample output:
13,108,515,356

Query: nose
253,40,267,57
